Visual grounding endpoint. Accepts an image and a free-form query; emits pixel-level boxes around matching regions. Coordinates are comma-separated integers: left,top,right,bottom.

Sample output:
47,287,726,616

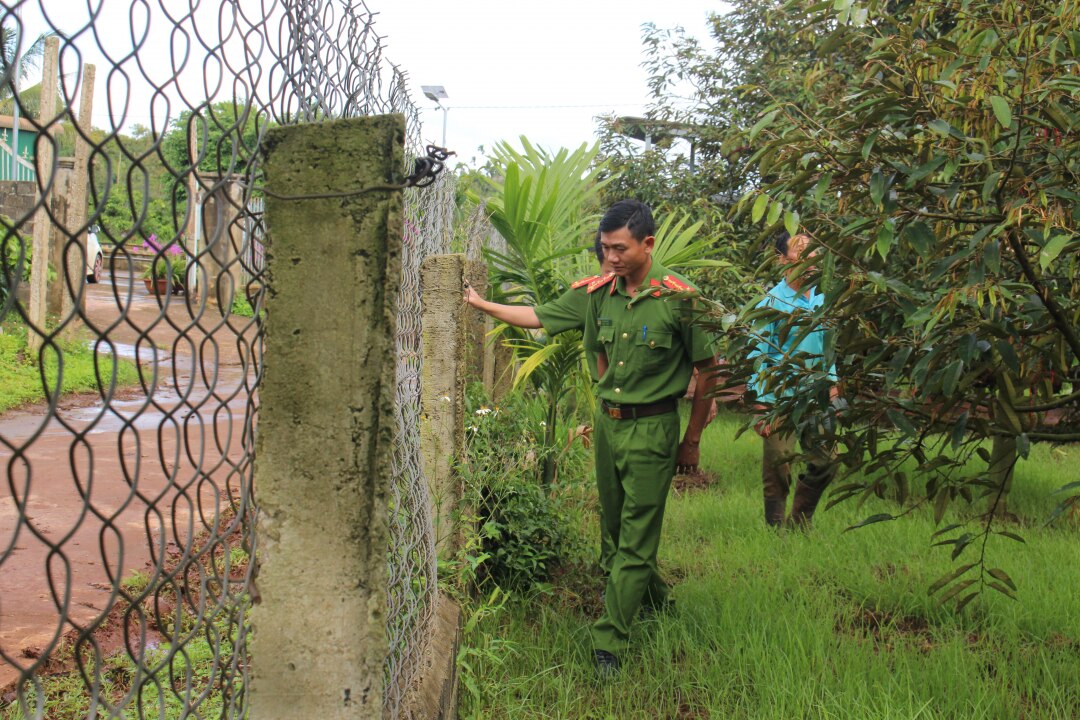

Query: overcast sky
14,1,726,166
372,1,726,165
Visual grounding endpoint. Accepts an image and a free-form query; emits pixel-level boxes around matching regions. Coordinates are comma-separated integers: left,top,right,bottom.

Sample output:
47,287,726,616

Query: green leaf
876,221,894,260
942,360,963,396
749,109,780,141
937,578,977,605
950,411,969,450
1039,234,1072,270
928,562,977,596
995,340,1020,375
783,209,800,236
767,199,783,226
861,131,879,161
989,95,1013,128
995,530,1025,543
906,155,947,184
813,173,832,204
1017,432,1030,459
988,581,1017,601
987,567,1017,591
928,119,952,136
843,513,895,533
869,171,885,206
933,489,950,524
981,172,1003,203
751,193,769,223
887,408,916,437
904,221,935,257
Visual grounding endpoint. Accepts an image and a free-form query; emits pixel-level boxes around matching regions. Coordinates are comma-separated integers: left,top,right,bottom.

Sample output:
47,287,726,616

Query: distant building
0,115,38,181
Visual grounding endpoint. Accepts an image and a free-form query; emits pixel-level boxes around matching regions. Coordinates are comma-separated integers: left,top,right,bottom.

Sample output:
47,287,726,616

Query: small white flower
475,406,493,416
539,421,547,427
467,425,479,433
440,396,451,403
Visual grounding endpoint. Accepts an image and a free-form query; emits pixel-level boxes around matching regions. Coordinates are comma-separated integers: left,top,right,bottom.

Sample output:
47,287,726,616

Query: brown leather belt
601,398,678,420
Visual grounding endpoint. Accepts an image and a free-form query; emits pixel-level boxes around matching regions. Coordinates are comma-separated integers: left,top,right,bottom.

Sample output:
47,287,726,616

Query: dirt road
0,271,258,688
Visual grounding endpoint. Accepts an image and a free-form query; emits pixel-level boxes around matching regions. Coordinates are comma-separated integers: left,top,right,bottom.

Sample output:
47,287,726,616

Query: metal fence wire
0,1,447,717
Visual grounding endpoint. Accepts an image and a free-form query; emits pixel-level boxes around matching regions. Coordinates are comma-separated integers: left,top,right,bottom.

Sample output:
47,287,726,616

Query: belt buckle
606,405,622,420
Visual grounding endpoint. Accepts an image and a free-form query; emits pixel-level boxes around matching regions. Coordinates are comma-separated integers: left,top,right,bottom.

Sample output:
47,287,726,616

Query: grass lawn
461,410,1080,719
0,322,141,413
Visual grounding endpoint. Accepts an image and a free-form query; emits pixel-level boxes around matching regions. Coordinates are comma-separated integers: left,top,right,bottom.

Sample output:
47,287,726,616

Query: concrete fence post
251,114,405,719
46,158,73,316
27,36,59,356
419,253,484,556
198,173,243,307
63,62,95,328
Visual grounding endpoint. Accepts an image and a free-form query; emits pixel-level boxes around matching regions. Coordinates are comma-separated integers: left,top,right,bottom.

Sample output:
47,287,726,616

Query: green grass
0,323,140,413
460,410,1080,719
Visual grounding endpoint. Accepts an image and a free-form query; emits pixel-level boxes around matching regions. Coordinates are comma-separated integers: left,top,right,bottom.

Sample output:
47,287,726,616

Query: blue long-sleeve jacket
748,279,836,405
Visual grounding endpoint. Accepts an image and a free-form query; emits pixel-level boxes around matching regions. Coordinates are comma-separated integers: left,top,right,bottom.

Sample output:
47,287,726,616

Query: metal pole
441,105,447,148
11,5,22,176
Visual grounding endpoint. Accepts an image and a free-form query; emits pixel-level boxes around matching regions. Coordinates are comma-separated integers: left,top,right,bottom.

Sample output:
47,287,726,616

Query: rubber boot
764,496,787,528
787,466,829,529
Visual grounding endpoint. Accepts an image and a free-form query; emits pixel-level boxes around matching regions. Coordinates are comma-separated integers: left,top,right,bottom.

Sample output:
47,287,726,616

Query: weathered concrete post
251,115,404,719
198,174,243,307
419,253,483,555
62,62,95,327
46,158,73,316
196,177,245,310
27,36,59,356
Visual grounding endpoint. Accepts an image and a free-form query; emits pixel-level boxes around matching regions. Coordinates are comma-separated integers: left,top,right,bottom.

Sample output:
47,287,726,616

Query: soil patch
673,468,718,494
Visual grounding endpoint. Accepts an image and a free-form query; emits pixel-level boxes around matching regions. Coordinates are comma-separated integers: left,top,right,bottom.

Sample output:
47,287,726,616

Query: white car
86,226,103,283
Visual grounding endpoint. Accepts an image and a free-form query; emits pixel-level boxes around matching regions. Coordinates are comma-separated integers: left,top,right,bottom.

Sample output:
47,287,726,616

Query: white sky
14,1,726,166
372,0,726,165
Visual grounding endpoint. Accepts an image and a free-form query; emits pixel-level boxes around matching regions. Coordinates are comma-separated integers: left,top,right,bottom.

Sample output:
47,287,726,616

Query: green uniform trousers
591,407,679,655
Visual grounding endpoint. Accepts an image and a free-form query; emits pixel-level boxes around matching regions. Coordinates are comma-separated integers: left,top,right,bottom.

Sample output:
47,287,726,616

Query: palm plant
0,25,53,101
476,138,610,485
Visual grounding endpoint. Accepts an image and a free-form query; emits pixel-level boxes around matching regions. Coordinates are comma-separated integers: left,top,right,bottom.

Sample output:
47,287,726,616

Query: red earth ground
0,270,256,688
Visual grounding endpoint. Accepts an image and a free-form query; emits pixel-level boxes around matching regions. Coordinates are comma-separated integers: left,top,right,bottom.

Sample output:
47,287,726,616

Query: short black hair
598,199,655,242
593,230,604,264
773,230,790,257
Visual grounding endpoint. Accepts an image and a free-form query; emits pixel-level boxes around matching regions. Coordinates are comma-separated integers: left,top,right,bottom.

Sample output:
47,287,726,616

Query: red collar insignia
586,272,617,294
662,275,694,292
571,274,600,289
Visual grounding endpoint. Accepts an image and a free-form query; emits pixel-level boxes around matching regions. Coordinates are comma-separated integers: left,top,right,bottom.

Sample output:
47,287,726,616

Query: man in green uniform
466,200,716,677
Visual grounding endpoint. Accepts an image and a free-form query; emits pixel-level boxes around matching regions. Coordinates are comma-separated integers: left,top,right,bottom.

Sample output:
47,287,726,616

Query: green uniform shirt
534,283,600,381
535,261,713,403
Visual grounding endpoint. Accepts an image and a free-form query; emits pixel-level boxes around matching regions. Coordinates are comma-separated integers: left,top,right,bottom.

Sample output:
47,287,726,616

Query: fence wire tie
261,145,455,201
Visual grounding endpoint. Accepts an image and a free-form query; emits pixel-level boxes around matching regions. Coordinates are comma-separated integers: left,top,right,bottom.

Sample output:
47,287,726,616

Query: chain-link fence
0,1,448,717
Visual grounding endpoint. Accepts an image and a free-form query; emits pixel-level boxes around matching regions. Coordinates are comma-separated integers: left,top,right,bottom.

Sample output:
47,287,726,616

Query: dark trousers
761,424,836,526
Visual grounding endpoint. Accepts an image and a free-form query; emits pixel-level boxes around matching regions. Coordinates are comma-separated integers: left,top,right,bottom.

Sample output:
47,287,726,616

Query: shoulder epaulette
571,274,601,289
586,272,617,294
662,275,695,293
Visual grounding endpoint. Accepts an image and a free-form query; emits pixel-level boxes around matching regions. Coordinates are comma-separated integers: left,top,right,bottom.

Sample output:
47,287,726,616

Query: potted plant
141,235,187,295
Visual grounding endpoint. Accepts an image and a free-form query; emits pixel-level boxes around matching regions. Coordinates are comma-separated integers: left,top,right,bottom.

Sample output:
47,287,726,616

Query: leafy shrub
0,215,31,312
460,384,590,589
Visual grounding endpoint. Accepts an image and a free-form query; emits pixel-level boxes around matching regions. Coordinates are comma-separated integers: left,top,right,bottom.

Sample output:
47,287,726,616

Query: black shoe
594,650,620,680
